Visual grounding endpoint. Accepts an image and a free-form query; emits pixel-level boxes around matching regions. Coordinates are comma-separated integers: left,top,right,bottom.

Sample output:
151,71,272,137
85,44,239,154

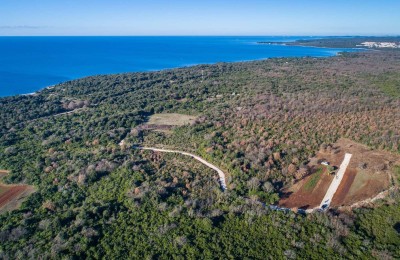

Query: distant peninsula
258,36,400,49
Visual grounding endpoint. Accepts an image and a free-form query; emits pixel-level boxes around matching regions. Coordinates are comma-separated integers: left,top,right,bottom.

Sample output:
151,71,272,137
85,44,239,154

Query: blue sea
0,36,359,97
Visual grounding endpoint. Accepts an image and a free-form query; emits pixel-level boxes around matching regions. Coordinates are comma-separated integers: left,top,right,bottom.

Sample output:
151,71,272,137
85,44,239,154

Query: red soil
0,185,27,208
331,168,357,207
279,138,398,209
279,172,333,209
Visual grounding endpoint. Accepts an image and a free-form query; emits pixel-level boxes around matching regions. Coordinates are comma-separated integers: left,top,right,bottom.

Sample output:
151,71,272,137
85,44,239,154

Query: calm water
0,36,358,97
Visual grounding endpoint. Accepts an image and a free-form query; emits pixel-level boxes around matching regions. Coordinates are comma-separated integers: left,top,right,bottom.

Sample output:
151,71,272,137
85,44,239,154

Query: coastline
257,41,369,50
17,55,345,98
5,55,356,99
0,36,366,98
258,36,400,49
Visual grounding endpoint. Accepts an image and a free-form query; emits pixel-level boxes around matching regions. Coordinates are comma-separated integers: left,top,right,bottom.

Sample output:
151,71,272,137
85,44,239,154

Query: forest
0,50,399,258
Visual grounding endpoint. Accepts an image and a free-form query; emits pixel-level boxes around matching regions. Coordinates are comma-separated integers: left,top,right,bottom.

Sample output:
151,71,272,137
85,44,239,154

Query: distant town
358,41,400,48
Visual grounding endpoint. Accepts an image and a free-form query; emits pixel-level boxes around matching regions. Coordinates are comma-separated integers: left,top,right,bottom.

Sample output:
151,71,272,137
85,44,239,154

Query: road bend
135,146,227,191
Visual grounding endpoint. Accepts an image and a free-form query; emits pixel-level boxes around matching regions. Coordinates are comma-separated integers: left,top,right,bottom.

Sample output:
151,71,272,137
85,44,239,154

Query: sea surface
0,36,359,97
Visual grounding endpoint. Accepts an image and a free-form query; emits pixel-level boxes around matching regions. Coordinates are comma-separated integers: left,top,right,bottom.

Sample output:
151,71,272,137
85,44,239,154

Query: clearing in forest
0,170,35,214
141,113,198,133
0,169,9,175
146,113,197,126
279,166,333,209
279,138,400,209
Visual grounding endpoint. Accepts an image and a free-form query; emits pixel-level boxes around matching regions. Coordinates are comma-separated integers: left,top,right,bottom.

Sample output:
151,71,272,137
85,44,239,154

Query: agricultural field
0,185,9,197
0,170,35,214
279,166,333,209
279,138,400,209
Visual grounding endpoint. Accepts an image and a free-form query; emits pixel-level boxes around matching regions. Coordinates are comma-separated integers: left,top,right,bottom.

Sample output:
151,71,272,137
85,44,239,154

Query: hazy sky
1,0,399,36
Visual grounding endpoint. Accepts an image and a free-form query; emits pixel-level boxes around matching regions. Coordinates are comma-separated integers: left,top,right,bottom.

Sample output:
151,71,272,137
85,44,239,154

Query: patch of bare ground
338,169,390,206
318,138,400,171
146,113,197,126
0,171,35,214
279,138,400,209
0,169,10,176
140,113,199,133
279,167,333,209
331,168,357,207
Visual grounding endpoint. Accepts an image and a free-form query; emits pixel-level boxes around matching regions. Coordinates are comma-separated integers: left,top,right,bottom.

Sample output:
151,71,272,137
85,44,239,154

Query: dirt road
136,147,227,190
319,153,352,209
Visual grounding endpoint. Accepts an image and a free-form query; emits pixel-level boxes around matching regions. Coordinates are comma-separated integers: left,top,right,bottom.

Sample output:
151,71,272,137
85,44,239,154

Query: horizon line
0,34,399,37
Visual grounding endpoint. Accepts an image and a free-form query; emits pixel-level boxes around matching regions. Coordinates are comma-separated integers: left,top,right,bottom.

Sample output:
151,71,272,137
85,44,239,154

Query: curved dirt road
136,147,227,190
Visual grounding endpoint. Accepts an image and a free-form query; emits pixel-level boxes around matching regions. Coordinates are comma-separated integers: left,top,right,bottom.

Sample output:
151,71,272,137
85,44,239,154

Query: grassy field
146,113,197,126
303,167,324,191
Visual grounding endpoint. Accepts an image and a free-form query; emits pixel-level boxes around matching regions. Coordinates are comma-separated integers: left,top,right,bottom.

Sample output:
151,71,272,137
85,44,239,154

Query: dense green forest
0,50,399,258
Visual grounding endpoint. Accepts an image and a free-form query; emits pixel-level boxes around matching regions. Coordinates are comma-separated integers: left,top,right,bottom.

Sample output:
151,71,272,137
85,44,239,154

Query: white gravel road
136,147,227,190
319,153,352,210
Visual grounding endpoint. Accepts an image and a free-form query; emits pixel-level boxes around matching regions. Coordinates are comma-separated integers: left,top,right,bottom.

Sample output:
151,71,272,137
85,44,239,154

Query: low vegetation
303,167,323,192
369,72,400,98
354,203,400,257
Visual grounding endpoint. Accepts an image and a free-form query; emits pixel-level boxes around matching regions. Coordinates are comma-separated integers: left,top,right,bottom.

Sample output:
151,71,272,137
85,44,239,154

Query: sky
1,0,399,36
